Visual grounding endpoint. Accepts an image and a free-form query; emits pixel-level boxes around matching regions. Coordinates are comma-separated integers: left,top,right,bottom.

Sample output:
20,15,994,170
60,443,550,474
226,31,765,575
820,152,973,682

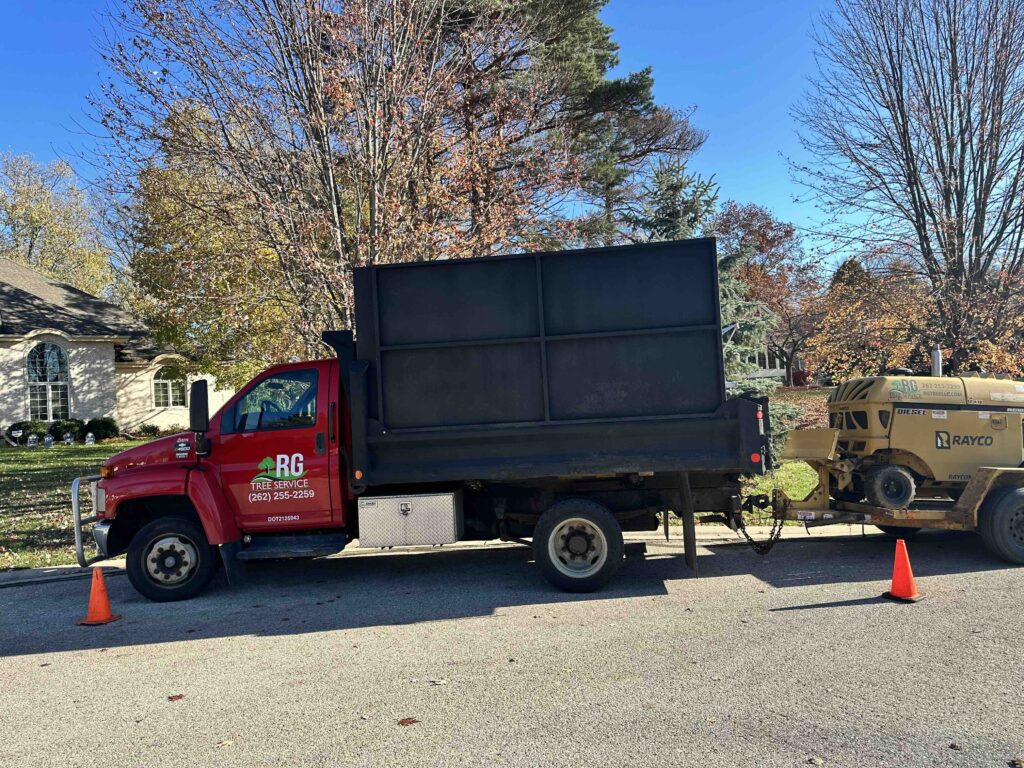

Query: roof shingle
0,257,165,363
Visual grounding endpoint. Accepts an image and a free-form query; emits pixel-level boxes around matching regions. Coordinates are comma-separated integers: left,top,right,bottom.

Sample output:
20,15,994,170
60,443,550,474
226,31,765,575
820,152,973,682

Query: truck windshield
226,369,319,432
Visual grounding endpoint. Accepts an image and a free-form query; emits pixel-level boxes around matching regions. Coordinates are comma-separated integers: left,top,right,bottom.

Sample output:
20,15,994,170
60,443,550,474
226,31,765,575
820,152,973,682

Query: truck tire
533,499,624,592
978,487,1024,565
126,516,219,602
865,465,916,509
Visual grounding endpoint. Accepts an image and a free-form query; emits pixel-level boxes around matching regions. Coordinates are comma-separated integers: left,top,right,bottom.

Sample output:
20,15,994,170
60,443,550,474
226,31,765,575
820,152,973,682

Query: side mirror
189,379,210,434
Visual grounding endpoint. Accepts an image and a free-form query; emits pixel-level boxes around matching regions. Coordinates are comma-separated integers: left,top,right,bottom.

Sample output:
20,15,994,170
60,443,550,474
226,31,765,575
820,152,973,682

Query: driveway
1,529,1021,767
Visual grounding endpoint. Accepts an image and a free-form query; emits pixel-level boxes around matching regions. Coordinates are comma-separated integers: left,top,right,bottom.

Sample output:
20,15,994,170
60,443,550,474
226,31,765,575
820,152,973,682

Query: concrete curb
0,563,125,589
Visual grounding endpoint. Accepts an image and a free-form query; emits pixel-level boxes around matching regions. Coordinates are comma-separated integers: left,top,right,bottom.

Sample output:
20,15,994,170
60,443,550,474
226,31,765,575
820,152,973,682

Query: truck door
216,363,335,531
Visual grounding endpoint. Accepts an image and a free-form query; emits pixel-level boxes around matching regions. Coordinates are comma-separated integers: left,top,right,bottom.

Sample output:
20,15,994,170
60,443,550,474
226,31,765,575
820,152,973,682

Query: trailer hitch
736,494,785,555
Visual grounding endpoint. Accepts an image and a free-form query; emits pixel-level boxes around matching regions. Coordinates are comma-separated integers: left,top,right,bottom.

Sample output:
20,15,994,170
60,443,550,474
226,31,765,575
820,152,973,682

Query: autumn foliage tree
711,202,824,385
114,110,301,388
97,0,701,369
0,153,112,296
805,257,926,380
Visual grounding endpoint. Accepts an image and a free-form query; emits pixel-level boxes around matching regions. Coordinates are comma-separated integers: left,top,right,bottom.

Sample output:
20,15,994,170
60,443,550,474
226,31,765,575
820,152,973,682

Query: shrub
764,400,805,460
5,420,49,441
134,423,161,438
48,418,86,441
84,417,120,440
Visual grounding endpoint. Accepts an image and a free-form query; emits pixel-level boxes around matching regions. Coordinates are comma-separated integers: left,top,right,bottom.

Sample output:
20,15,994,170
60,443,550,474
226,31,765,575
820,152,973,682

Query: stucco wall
116,360,234,432
0,333,116,427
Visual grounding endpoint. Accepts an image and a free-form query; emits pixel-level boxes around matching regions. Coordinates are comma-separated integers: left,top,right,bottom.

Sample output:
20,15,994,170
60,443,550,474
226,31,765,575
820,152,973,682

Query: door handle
315,431,327,456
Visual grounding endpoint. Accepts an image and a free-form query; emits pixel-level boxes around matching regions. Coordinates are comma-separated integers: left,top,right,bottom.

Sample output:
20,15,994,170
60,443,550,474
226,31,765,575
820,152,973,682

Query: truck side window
226,369,319,433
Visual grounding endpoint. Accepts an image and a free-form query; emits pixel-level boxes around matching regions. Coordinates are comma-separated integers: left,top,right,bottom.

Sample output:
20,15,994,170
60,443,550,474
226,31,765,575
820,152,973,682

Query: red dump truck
72,239,772,601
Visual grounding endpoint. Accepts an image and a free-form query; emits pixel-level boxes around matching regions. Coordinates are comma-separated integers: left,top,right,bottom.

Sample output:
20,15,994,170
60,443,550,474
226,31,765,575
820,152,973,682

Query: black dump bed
334,239,768,486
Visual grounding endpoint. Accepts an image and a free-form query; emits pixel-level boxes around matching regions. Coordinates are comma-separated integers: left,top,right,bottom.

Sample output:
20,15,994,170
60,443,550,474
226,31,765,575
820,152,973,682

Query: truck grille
830,410,869,430
829,378,877,403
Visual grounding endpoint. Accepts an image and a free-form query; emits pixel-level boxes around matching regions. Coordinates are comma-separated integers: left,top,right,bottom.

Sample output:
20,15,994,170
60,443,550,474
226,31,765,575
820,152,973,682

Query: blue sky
601,0,830,231
1,0,830,230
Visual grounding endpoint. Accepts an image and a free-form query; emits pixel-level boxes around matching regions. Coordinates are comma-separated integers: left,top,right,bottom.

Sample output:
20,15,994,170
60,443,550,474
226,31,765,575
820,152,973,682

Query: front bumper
71,475,106,566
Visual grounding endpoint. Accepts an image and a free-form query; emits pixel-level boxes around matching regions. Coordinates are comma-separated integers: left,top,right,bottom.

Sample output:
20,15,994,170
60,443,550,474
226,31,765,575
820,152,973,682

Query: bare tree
94,0,654,343
795,0,1024,369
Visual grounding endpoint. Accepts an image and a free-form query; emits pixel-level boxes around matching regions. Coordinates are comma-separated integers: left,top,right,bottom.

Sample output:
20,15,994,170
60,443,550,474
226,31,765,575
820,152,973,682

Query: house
0,257,232,433
745,346,789,380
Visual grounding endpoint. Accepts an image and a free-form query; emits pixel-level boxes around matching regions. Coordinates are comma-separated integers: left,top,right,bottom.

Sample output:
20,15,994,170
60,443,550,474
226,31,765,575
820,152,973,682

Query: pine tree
628,159,773,381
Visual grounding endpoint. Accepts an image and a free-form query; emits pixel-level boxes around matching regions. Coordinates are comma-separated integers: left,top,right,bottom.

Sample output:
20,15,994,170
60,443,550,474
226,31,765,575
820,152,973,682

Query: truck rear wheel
126,516,219,602
865,465,916,509
533,499,624,592
978,487,1024,565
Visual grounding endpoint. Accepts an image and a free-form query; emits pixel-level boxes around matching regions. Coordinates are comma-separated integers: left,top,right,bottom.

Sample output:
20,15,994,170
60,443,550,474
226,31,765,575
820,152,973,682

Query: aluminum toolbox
357,491,464,547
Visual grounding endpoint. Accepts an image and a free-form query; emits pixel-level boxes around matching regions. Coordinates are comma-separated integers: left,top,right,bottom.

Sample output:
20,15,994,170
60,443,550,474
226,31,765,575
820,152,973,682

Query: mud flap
219,540,248,586
679,472,698,578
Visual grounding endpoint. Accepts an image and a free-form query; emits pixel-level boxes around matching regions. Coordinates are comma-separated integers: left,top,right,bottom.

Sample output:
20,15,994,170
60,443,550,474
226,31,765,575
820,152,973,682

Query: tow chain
736,494,785,555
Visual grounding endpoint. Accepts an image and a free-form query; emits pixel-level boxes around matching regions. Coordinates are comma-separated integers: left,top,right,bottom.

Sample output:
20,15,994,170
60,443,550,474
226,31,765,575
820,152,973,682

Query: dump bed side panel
351,239,762,485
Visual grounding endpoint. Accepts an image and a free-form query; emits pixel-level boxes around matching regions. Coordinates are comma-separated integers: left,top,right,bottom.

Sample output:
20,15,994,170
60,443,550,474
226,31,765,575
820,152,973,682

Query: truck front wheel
533,499,624,592
126,516,219,602
978,487,1024,565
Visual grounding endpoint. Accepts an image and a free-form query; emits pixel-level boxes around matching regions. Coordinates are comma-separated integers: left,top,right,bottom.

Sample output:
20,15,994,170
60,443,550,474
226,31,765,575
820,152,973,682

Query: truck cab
81,358,350,600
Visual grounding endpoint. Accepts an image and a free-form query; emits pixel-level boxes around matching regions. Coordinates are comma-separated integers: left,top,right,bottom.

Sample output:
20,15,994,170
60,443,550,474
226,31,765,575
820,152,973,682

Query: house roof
0,257,166,363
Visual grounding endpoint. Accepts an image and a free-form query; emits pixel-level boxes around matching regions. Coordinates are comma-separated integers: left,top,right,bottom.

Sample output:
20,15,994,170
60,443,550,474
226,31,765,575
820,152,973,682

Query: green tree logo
253,456,277,481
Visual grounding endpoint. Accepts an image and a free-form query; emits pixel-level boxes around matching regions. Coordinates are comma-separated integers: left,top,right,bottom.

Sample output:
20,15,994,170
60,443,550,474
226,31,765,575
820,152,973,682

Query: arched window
153,366,187,408
27,343,70,421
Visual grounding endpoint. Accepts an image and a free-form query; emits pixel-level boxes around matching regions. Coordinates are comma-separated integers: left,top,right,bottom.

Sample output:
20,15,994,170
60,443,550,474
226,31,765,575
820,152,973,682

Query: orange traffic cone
882,539,923,602
77,568,121,625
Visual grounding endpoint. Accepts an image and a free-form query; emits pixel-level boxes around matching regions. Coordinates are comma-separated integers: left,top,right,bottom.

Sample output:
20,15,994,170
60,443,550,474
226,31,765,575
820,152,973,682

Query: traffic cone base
881,539,923,603
77,568,121,626
881,590,923,603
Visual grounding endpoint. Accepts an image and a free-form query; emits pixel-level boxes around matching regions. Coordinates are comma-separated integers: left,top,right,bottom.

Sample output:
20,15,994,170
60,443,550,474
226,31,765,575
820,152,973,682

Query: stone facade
116,356,233,432
0,257,235,433
0,330,117,426
0,331,234,432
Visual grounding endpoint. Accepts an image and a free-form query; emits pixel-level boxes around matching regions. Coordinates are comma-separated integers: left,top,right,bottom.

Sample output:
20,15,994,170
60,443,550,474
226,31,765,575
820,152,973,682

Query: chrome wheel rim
548,517,608,579
145,535,199,586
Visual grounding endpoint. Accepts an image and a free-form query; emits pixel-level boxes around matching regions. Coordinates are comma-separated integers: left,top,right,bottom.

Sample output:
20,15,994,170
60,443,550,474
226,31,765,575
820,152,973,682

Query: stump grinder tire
127,516,219,602
978,487,1024,565
534,499,624,592
864,465,916,510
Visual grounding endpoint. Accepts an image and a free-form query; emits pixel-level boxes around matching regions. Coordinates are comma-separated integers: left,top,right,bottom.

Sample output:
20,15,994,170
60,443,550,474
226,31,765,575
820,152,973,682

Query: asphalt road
1,530,1022,768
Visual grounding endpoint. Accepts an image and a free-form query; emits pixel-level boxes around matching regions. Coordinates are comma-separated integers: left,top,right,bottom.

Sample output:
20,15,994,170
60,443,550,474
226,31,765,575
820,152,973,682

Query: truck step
235,534,347,561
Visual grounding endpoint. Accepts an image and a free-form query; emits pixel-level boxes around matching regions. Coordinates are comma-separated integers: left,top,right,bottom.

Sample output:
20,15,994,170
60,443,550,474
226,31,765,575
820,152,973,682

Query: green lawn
744,460,819,501
0,441,141,570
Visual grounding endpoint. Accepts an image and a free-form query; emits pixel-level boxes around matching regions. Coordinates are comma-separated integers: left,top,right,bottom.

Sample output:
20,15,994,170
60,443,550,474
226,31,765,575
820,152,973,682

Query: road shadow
701,528,1011,589
1,529,1016,657
768,596,884,611
0,544,675,657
